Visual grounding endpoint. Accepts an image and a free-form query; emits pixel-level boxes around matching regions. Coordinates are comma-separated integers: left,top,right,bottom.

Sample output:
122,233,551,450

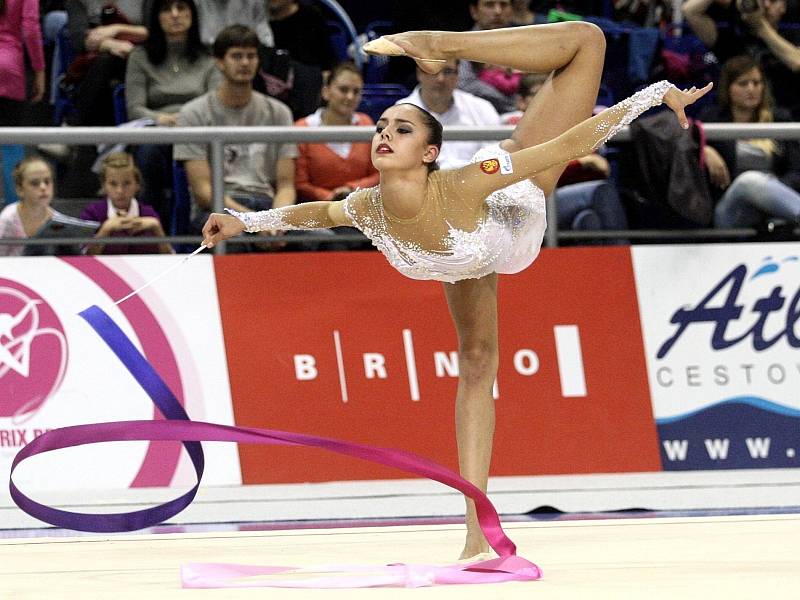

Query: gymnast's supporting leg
368,22,606,195
443,273,499,560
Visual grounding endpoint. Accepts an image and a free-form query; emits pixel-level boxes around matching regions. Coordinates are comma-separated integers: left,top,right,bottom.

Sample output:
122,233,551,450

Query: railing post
545,192,559,248
210,138,226,255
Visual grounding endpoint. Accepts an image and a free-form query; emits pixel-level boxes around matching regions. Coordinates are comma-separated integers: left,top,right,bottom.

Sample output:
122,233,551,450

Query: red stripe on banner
215,248,661,484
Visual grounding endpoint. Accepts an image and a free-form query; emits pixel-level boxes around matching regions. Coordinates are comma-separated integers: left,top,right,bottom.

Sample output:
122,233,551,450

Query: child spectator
80,152,173,254
0,156,63,256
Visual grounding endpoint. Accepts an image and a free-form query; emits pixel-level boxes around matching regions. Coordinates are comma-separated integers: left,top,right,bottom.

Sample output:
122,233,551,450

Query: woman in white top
202,24,710,559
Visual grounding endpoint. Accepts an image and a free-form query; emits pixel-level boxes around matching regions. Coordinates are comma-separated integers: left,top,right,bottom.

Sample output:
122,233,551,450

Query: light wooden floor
1,515,798,599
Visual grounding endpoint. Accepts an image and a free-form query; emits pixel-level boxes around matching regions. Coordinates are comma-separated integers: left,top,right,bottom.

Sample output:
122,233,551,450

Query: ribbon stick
9,275,542,587
115,245,207,306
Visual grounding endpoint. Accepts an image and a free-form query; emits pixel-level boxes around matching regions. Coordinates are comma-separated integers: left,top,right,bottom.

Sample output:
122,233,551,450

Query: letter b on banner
294,355,318,381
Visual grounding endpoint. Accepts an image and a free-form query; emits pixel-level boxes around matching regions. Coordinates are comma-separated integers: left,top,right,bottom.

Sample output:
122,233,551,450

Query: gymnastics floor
2,510,798,599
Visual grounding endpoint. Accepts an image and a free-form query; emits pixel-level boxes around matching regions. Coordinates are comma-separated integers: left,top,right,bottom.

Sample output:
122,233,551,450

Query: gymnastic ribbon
9,303,542,588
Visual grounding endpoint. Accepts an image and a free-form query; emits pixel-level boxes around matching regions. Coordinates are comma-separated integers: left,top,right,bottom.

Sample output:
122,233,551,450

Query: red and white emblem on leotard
480,158,500,174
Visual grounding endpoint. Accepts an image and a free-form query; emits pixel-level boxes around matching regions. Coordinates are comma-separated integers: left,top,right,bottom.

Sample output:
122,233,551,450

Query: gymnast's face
372,105,439,172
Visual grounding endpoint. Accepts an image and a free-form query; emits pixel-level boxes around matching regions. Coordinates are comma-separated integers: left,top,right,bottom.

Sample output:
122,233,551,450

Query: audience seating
358,83,411,121
53,23,76,125
112,84,128,125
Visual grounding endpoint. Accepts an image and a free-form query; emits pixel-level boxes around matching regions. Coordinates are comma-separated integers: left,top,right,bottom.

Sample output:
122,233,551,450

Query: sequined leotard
229,81,673,282
338,146,545,282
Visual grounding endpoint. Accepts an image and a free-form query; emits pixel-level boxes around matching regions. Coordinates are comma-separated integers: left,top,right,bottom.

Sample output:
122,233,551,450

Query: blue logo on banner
657,397,800,470
657,256,800,359
653,255,800,471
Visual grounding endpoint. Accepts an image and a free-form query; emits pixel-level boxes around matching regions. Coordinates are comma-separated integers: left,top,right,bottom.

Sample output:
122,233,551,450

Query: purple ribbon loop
9,304,541,586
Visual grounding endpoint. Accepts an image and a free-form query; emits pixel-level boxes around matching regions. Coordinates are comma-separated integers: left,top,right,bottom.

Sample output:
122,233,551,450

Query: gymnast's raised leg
365,21,606,195
368,23,606,559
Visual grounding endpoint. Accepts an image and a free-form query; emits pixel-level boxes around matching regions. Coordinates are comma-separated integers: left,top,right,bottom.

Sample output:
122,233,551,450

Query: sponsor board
0,256,240,493
633,244,800,470
218,248,660,484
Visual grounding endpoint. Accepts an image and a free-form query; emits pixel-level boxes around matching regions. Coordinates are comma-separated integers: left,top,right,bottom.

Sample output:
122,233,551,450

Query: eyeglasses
421,67,458,77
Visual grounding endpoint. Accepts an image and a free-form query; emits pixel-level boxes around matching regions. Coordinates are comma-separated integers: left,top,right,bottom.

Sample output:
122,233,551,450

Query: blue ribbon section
8,306,204,532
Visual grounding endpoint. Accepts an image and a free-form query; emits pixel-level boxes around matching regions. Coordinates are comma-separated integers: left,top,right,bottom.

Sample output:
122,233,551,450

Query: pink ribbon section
182,556,541,588
9,304,542,588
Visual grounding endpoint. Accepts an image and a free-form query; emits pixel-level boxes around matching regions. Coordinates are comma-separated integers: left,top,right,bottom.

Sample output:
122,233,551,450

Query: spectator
294,62,378,202
173,24,297,236
63,0,147,126
388,0,474,87
268,0,335,73
0,0,45,128
510,0,547,25
125,0,219,230
80,152,173,254
458,0,517,114
682,0,800,118
398,58,501,169
193,0,273,47
699,55,800,229
503,73,629,241
0,156,61,256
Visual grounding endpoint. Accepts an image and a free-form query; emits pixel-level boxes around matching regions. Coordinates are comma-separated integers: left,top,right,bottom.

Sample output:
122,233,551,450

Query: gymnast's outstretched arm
202,200,352,248
459,80,712,203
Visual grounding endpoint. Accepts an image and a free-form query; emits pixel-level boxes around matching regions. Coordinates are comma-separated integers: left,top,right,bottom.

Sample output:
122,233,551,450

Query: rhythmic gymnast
202,23,711,560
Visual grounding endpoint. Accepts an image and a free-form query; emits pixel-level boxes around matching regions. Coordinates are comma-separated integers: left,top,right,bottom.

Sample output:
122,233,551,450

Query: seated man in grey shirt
173,25,297,234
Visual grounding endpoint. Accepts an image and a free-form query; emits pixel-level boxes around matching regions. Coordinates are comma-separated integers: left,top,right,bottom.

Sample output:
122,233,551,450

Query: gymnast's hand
202,213,246,248
663,83,714,130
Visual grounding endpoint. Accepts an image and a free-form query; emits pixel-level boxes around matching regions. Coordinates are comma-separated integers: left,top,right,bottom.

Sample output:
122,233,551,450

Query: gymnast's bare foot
460,529,490,561
362,32,447,74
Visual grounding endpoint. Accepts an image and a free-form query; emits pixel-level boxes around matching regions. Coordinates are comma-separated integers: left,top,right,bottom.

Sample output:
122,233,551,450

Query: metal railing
1,122,799,254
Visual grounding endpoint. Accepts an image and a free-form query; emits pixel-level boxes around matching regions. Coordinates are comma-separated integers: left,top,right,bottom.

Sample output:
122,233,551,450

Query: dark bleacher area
2,0,799,249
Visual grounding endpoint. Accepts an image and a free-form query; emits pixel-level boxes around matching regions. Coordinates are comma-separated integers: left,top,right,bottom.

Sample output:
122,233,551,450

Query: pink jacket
0,0,44,101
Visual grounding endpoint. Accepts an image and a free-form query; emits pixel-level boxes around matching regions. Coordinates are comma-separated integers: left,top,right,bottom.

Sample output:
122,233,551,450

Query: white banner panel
633,243,800,471
0,255,240,494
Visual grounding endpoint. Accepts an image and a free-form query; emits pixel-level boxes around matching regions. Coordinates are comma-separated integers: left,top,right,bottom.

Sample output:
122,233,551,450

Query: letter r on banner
363,353,388,379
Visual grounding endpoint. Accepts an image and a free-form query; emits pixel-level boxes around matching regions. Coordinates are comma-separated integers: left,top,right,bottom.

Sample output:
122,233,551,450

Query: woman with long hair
701,54,800,229
125,0,218,230
294,62,378,203
202,24,710,559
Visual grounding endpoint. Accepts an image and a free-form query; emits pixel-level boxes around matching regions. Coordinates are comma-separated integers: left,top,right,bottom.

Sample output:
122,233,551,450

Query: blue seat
596,84,614,109
170,161,195,252
363,20,394,84
1,145,24,203
53,23,76,125
358,84,410,122
327,20,350,63
112,83,128,124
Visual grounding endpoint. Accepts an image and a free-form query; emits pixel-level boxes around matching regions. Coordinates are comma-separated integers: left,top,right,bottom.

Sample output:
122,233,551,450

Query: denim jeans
714,170,800,228
554,180,629,244
134,144,173,230
43,11,68,105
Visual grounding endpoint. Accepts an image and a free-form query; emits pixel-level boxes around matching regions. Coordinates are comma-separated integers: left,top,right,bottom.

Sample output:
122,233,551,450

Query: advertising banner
0,255,240,493
633,243,800,470
217,247,661,485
